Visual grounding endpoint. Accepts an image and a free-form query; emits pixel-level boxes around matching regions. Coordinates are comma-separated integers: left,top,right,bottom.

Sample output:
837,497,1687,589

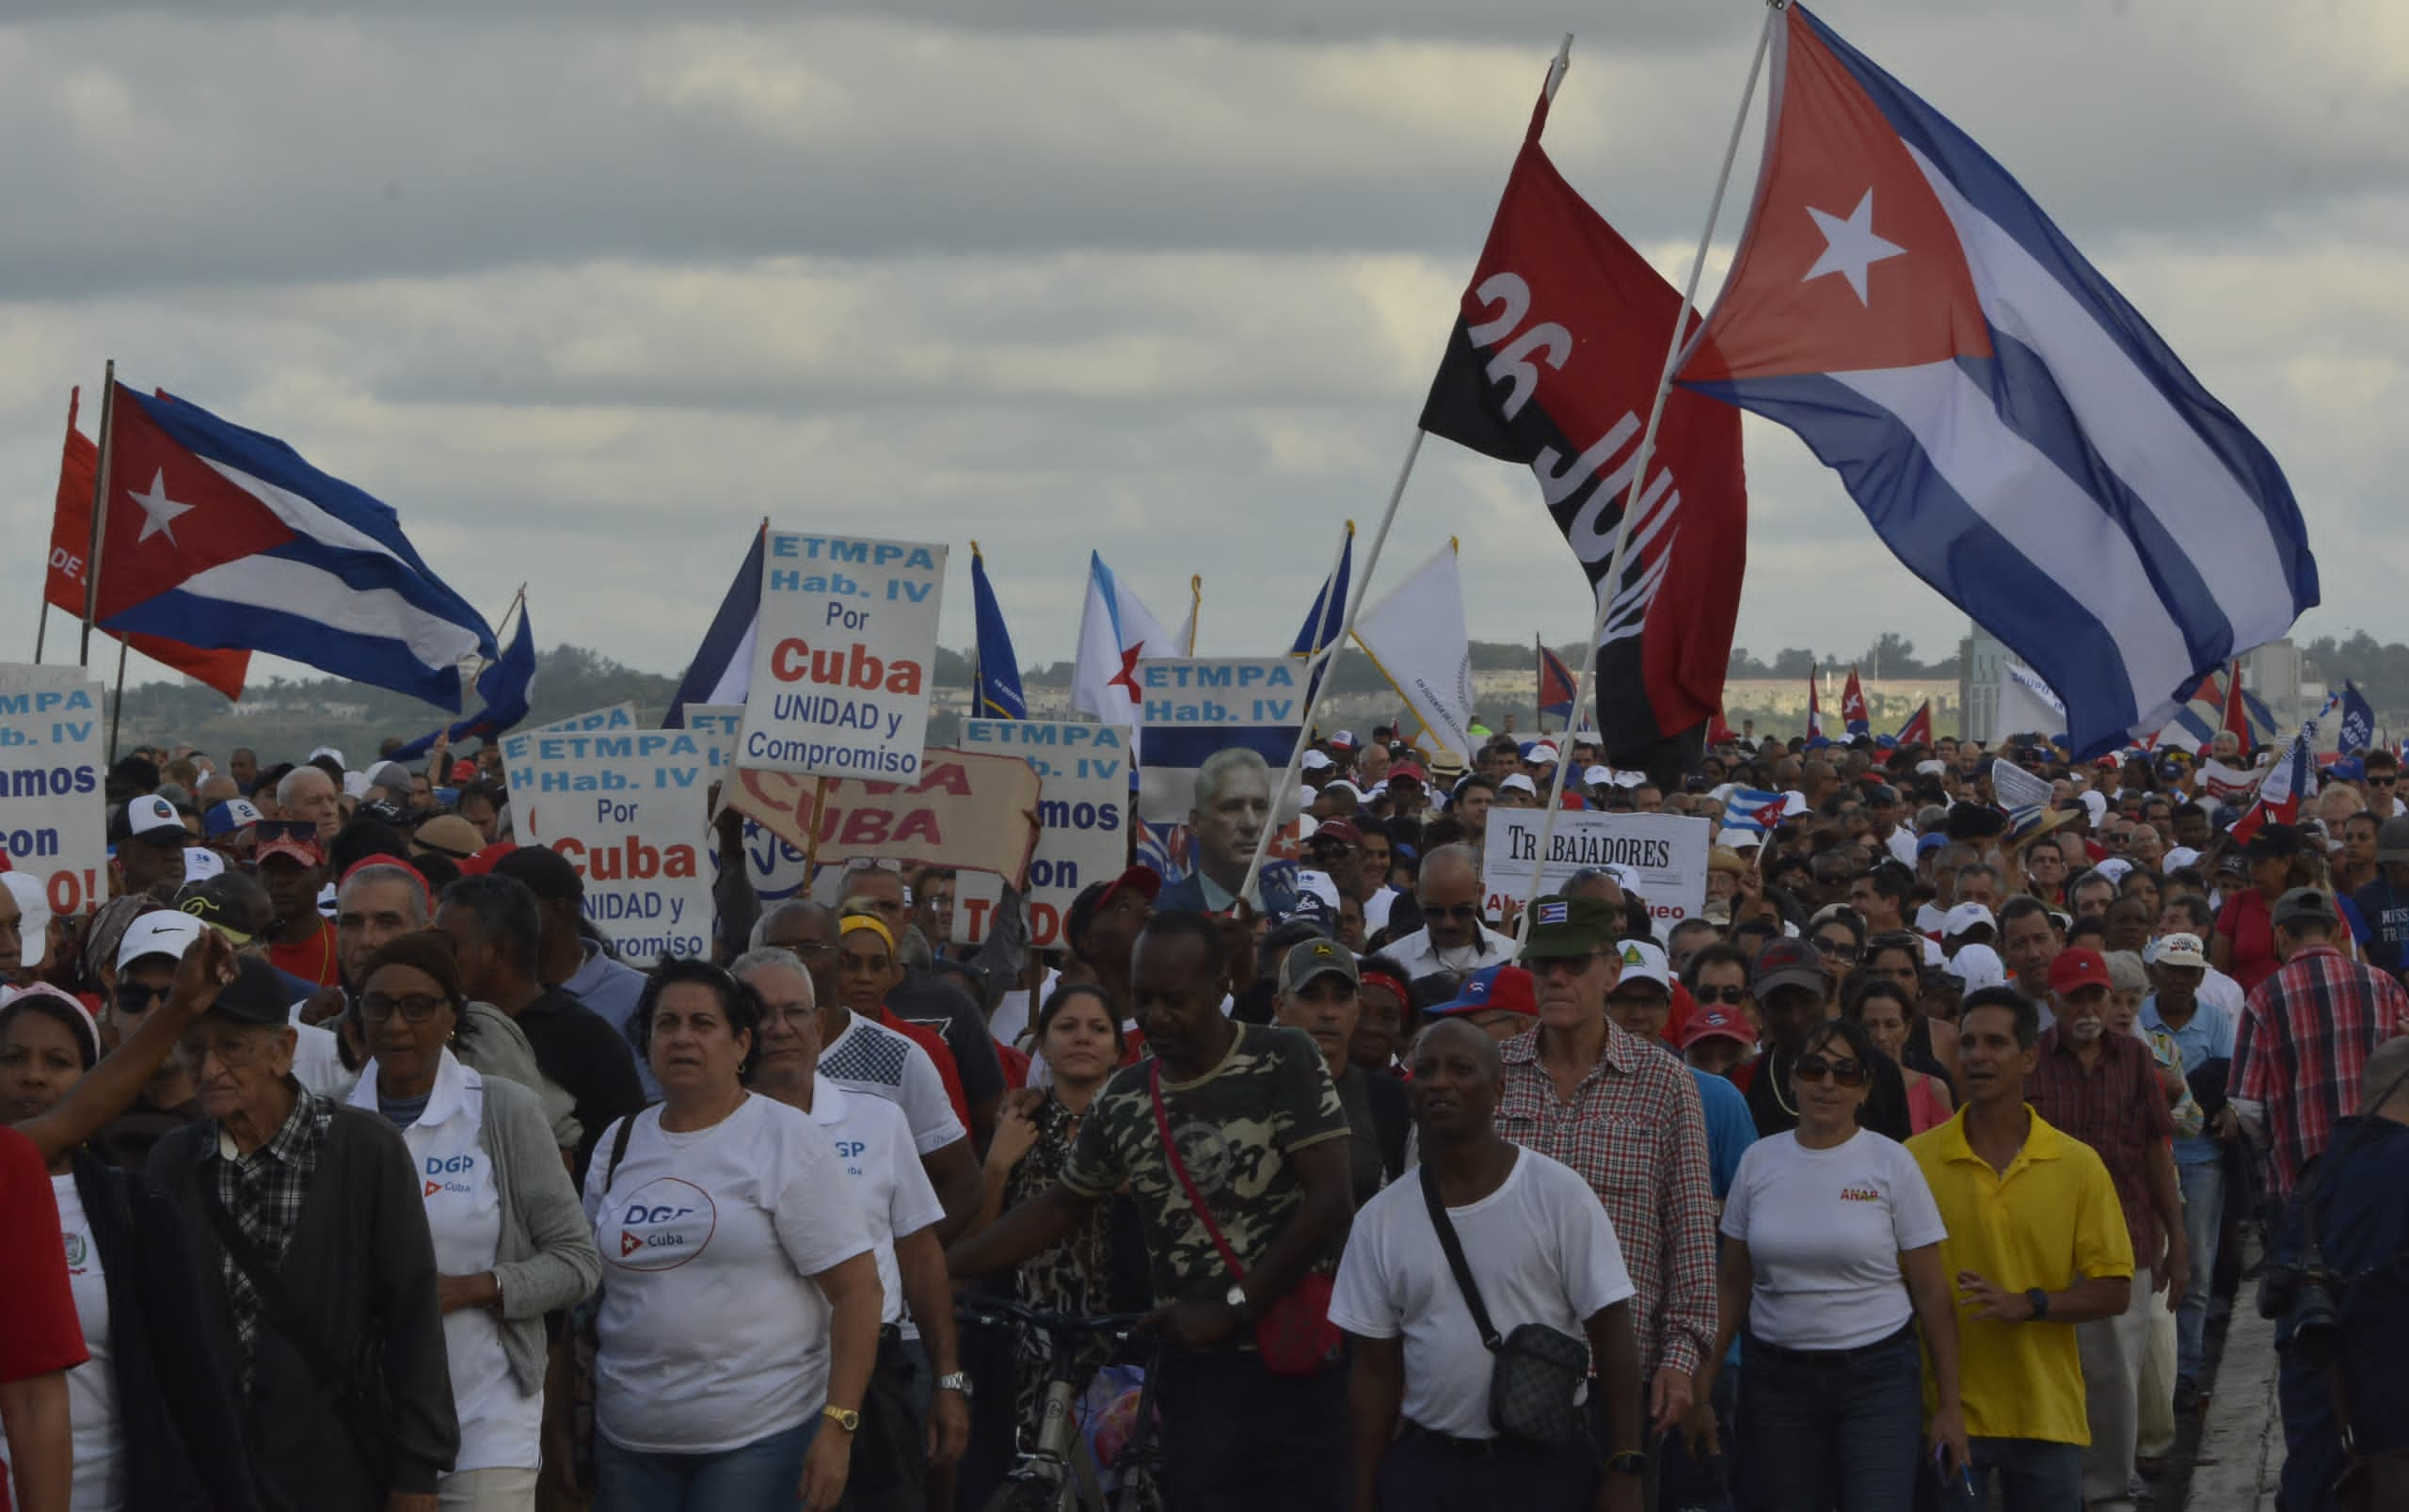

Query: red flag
1537,645,1579,724
2218,659,2251,747
1418,74,1747,772
1893,700,1932,748
1707,707,1738,746
1842,667,1869,735
48,389,250,699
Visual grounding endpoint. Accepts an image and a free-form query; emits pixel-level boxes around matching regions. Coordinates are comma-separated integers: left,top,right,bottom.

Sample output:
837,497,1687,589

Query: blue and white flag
387,599,538,759
1680,5,2319,757
663,526,764,729
1071,551,1182,723
2338,680,2376,756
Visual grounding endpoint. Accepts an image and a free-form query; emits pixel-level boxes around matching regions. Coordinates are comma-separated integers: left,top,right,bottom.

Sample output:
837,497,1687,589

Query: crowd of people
2,718,2405,1512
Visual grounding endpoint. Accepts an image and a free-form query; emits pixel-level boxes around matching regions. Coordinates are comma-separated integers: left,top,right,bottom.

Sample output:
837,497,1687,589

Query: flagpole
1186,576,1203,655
1236,429,1428,905
1516,5,1778,943
1298,520,1356,689
1535,633,1544,733
106,638,131,761
78,362,117,669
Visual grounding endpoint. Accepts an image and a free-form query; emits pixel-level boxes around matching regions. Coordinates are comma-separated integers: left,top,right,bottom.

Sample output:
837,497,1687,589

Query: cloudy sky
4,0,2403,700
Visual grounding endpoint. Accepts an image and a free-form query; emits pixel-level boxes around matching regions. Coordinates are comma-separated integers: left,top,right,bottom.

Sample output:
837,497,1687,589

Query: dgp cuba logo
613,1177,717,1272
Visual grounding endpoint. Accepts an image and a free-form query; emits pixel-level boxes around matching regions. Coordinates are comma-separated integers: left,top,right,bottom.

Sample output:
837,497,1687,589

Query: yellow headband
839,915,896,953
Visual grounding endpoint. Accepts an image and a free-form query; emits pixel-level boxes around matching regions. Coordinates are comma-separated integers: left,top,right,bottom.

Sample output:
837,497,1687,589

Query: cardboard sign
0,665,108,915
500,703,637,831
724,749,1039,884
1130,657,1302,827
509,726,714,966
955,718,1132,947
1482,809,1711,930
737,532,946,779
688,702,813,902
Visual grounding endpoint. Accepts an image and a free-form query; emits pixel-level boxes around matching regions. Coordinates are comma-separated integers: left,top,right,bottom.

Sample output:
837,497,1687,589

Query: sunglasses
114,983,171,1015
359,993,451,1024
2372,776,2398,788
1526,952,1603,978
1692,984,1748,1006
1811,937,1861,963
1424,903,1483,920
1792,1055,1869,1088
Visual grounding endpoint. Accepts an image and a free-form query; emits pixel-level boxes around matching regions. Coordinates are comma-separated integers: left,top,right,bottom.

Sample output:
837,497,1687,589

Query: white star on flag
125,469,196,546
1802,189,1906,305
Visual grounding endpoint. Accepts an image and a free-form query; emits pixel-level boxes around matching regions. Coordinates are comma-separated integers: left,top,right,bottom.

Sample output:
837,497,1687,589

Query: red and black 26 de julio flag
1419,77,1747,782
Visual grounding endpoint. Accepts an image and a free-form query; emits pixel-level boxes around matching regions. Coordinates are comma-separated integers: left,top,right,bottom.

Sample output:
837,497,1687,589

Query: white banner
500,704,636,825
1997,661,2066,741
0,666,108,915
509,726,714,966
738,532,946,778
1352,541,1476,763
955,718,1132,947
1481,809,1711,932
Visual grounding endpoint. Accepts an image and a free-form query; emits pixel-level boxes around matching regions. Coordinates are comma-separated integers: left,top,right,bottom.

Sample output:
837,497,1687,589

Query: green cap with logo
1518,894,1619,961
1280,936,1360,995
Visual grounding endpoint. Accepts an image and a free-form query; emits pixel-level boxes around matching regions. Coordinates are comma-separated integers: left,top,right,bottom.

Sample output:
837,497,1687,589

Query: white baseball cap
1583,764,1615,787
1528,743,1560,764
116,911,205,972
0,875,51,970
2150,932,2210,969
1948,943,2007,992
1943,901,1997,938
1613,939,1671,993
2163,847,2202,872
183,848,227,883
1499,773,1538,796
1301,750,1335,772
120,794,183,840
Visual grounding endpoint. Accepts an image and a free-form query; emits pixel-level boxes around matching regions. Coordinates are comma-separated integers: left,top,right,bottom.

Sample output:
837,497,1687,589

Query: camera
2257,1261,2345,1370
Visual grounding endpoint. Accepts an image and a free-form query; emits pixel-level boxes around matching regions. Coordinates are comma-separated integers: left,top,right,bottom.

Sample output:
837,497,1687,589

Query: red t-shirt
0,1126,88,1512
267,919,341,988
877,1007,972,1128
2218,888,2281,995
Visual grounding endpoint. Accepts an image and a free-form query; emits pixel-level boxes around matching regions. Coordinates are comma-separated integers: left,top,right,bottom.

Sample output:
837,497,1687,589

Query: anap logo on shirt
612,1177,718,1272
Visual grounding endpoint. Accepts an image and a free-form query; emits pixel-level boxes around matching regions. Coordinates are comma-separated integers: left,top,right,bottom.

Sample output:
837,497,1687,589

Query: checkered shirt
1496,1020,1717,1377
2025,1027,2176,1269
2230,943,2409,1197
205,1088,333,1393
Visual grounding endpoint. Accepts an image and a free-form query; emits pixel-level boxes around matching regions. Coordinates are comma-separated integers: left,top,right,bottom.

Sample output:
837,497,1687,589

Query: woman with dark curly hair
580,960,884,1512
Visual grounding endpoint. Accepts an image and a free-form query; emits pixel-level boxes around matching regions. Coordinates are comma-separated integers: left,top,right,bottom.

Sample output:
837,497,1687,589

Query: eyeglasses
1692,984,1748,1006
1811,937,1861,963
1792,1055,1868,1088
1525,952,1603,978
778,940,837,961
843,858,904,874
1423,903,1482,921
2372,776,2398,788
175,1030,275,1068
114,983,171,1015
359,993,450,1024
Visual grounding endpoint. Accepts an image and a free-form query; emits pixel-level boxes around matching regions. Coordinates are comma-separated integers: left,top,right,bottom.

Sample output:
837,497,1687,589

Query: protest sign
1481,809,1711,931
686,704,746,776
499,703,636,832
508,725,713,966
1131,657,1302,827
724,748,1039,883
955,718,1131,947
687,702,814,901
738,532,945,779
0,665,107,915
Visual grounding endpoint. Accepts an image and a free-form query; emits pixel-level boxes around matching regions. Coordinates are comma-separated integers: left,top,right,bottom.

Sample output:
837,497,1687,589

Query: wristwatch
935,1371,973,1399
822,1405,861,1434
1605,1450,1649,1478
1224,1282,1252,1319
2024,1288,2051,1322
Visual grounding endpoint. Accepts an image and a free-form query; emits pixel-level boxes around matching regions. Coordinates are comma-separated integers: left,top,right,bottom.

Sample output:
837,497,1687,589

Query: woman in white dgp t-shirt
1699,1018,1969,1512
582,960,883,1512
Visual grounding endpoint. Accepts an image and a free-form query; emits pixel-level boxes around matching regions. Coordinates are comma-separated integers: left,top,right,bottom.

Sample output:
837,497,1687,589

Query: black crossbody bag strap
1419,1162,1502,1352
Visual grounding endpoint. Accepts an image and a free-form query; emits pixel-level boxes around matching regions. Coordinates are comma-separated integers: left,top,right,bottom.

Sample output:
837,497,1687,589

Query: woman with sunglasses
1844,977,1955,1136
1701,1017,1968,1511
343,931,600,1512
0,985,263,1512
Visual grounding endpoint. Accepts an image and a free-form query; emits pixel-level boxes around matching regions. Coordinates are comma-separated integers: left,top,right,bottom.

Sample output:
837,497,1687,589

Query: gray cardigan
473,1074,603,1393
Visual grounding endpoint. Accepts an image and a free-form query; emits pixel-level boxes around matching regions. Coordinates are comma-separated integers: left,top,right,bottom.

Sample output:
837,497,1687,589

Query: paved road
2186,1244,2285,1510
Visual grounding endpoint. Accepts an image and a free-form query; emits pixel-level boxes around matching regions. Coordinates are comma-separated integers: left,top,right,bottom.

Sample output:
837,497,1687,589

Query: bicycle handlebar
958,1297,1150,1336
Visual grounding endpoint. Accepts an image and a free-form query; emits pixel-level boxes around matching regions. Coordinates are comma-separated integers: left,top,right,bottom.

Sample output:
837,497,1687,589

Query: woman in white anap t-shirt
582,961,882,1512
343,932,600,1512
1701,1017,1969,1512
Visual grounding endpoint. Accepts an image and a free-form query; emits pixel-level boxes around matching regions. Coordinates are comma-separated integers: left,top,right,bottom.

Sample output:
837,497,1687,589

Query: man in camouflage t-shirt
946,912,1357,1512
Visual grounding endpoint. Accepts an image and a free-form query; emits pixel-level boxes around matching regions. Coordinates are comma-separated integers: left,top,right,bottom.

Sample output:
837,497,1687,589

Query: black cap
2273,887,2337,931
2243,823,2305,863
493,844,583,903
205,955,300,1027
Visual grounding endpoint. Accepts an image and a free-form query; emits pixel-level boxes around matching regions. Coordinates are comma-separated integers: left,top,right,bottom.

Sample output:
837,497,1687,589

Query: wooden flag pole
78,362,117,669
1516,4,1779,943
107,637,131,761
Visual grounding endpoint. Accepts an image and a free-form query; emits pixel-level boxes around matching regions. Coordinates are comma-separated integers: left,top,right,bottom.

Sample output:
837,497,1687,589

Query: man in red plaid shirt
1494,894,1715,1508
2229,887,2409,1199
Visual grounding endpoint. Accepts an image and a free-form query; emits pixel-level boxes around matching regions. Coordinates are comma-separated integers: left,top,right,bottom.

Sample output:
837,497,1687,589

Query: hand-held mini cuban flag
1842,667,1870,736
969,542,1027,721
2338,681,2375,756
1071,552,1180,721
1893,699,1933,748
94,383,498,708
1538,645,1579,725
1678,5,2317,758
388,599,538,759
1715,786,1790,836
663,525,765,728
2229,728,2316,844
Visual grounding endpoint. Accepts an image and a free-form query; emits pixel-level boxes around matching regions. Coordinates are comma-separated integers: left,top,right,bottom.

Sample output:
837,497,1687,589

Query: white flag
1352,541,1476,764
1071,552,1180,721
1997,661,2066,740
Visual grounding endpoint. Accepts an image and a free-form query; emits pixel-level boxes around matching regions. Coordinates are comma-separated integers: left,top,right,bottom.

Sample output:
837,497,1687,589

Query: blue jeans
1661,1367,1736,1512
1735,1325,1924,1512
593,1418,818,1512
2176,1159,2224,1382
1933,1437,2082,1512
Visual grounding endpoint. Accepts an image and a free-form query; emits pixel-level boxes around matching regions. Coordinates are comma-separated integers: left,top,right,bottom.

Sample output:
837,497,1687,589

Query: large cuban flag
1679,6,2317,759
1071,552,1182,722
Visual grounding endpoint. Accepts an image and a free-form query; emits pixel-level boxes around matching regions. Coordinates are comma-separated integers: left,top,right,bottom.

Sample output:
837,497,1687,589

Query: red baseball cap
1429,964,1537,1019
2048,947,2113,995
1680,1006,1759,1051
1388,763,1428,786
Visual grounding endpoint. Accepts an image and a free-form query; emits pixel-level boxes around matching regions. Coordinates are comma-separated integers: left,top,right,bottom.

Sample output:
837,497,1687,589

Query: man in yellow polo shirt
1909,986,2134,1511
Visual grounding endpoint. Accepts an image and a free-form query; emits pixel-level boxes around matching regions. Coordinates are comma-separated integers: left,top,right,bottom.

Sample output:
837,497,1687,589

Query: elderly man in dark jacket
150,955,457,1511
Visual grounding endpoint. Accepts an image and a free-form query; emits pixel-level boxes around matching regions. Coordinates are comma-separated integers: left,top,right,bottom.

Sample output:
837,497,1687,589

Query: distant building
1957,625,2012,746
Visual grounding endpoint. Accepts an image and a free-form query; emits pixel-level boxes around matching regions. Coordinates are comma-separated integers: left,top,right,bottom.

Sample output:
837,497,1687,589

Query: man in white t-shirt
1332,1018,1645,1510
737,949,970,1499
